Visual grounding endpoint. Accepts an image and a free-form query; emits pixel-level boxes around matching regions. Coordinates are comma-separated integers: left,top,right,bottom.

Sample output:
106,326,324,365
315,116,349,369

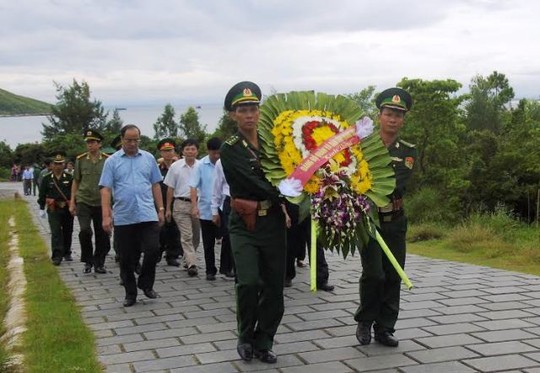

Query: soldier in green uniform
70,129,111,274
355,87,417,347
220,81,288,364
38,152,75,266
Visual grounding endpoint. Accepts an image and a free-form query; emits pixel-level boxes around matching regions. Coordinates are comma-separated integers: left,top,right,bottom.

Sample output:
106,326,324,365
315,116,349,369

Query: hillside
0,88,52,116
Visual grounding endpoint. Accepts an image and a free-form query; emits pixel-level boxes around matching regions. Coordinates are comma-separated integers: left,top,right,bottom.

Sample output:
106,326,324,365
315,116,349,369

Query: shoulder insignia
76,152,88,159
398,139,416,148
101,152,110,158
225,135,240,146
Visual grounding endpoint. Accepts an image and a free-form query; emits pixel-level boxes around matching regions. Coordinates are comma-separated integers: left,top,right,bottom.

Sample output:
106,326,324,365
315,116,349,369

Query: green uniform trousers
229,207,286,350
48,206,74,260
354,215,407,333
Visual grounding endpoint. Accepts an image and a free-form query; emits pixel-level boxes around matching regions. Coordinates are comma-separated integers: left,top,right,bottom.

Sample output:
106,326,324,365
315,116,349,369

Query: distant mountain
0,88,52,116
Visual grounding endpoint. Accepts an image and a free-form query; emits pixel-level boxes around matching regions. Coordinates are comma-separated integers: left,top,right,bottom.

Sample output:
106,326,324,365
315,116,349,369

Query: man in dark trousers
70,129,111,274
156,138,183,266
355,87,417,347
38,152,74,265
220,81,288,364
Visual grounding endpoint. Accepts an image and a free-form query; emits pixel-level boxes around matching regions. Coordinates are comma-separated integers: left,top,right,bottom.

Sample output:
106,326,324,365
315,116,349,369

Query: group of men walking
35,81,416,365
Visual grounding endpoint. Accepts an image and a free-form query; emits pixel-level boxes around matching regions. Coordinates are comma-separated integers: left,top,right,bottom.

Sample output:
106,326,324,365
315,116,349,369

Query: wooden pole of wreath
310,218,317,292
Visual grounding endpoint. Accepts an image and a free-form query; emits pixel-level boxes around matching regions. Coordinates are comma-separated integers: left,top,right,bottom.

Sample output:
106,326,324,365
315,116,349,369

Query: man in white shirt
164,139,201,276
211,158,235,278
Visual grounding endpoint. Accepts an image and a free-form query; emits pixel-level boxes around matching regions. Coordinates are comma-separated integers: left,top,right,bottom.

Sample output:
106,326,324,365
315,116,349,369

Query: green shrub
406,187,460,224
408,222,447,242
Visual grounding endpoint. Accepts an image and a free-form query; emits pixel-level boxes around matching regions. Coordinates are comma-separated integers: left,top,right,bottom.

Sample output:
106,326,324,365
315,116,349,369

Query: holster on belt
45,198,56,212
230,198,258,232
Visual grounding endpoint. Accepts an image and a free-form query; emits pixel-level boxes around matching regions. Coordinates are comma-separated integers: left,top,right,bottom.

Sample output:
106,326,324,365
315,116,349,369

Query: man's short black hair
206,137,222,151
181,138,199,150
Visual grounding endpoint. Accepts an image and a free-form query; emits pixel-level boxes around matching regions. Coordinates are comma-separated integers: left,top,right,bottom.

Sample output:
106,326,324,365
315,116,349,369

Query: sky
1,0,539,108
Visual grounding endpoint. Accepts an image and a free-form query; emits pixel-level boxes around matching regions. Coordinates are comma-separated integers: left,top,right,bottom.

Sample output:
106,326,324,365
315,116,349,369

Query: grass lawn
0,199,102,373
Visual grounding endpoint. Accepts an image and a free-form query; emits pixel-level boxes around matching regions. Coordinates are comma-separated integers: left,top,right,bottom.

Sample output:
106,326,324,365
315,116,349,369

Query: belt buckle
258,209,267,217
382,215,393,222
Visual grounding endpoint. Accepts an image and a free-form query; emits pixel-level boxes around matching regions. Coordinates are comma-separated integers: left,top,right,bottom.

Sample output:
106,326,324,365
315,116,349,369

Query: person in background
70,129,111,274
38,152,74,265
99,124,165,307
164,139,201,277
32,163,41,196
38,159,52,190
156,138,183,267
190,137,222,281
22,165,33,195
65,160,75,175
211,158,235,278
354,87,416,348
220,81,289,364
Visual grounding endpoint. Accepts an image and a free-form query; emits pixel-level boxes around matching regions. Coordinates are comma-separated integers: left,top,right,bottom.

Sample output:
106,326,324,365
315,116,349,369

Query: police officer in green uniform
70,129,111,274
157,138,183,266
220,81,287,364
355,87,417,347
38,152,75,265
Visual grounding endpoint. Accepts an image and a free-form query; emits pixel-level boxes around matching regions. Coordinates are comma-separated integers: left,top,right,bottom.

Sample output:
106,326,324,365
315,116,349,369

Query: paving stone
131,355,196,371
344,353,418,371
421,322,485,335
471,329,538,343
156,342,216,358
406,346,479,363
170,362,239,373
298,346,364,364
285,318,344,332
415,333,484,348
467,341,538,356
123,338,181,352
278,361,353,373
400,361,477,372
99,350,155,365
464,354,540,372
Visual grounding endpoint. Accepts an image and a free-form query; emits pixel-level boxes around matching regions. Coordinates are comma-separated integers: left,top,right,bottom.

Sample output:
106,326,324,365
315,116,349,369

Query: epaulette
398,139,416,148
76,152,88,159
101,152,110,158
225,134,240,146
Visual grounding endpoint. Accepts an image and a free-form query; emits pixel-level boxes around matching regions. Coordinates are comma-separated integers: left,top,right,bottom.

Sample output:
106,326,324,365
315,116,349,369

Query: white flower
278,177,303,197
355,116,374,139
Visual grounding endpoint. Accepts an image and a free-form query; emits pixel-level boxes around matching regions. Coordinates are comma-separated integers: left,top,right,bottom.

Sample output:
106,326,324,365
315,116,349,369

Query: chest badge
405,157,414,169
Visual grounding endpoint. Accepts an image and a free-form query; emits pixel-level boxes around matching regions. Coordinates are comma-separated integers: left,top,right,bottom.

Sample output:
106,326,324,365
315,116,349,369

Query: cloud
1,0,539,105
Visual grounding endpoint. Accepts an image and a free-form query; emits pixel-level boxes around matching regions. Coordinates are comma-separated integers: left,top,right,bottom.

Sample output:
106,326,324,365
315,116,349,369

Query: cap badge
243,88,252,97
392,95,401,103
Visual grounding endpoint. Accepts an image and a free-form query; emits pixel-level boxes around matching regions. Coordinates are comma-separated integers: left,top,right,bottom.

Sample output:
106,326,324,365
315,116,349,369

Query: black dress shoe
254,349,277,364
206,273,216,281
52,258,62,266
94,266,107,274
236,343,253,361
187,265,198,277
83,264,92,273
142,288,158,299
317,282,335,292
374,330,399,347
356,322,372,345
166,258,180,267
63,254,73,262
123,298,136,307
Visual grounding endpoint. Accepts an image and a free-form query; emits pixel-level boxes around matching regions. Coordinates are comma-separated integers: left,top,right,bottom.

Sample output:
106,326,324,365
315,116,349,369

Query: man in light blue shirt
190,137,222,281
100,124,165,307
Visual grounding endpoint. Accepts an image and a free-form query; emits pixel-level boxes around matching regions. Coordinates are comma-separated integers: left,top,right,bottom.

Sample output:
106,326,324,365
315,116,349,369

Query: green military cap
52,151,66,163
111,135,122,150
375,87,413,112
83,128,104,142
224,81,262,111
157,138,176,151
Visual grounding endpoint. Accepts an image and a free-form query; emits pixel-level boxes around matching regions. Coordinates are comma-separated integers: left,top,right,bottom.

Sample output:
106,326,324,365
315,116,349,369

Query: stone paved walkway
3,182,540,372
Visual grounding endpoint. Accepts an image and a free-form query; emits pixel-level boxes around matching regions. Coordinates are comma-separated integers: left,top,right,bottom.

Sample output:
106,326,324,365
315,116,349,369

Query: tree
153,104,178,140
0,140,14,169
178,106,207,145
105,108,124,134
346,85,377,119
42,79,108,140
210,111,237,140
464,71,514,133
14,143,47,167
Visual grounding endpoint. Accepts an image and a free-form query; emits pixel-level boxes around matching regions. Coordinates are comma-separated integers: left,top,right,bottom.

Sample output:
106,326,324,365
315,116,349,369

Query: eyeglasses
123,138,140,143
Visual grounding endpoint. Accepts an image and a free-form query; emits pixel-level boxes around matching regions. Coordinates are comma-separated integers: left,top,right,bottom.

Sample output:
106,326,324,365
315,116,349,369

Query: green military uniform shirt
73,152,109,206
388,139,417,200
221,133,281,202
38,172,73,210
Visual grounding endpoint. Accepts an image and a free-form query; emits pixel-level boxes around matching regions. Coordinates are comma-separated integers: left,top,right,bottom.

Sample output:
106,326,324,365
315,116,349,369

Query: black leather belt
379,209,404,223
174,197,190,202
